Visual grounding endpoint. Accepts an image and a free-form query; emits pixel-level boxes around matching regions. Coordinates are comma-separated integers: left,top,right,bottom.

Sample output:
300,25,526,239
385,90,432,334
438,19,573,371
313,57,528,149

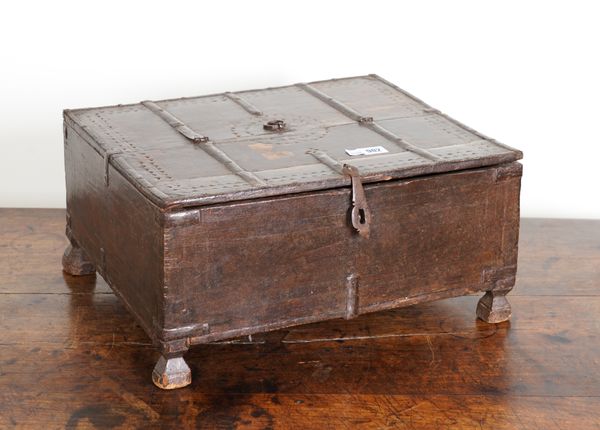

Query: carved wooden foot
476,291,511,323
152,355,192,390
62,243,96,276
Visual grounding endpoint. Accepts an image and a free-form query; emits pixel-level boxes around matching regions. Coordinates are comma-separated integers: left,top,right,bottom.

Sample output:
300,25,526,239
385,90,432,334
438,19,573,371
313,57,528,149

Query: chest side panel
162,189,354,341
162,163,521,343
64,124,165,338
357,163,520,312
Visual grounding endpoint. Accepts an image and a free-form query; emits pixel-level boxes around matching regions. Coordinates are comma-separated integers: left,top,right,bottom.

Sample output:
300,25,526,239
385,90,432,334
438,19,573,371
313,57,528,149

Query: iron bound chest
62,75,522,389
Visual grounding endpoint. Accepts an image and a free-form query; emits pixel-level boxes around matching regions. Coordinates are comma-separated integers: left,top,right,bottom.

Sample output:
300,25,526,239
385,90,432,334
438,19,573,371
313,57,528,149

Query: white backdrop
1,1,598,218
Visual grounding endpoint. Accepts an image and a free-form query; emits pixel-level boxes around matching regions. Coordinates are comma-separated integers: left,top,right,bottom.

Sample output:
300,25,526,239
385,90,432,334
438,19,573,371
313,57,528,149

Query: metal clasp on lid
306,149,372,237
342,164,371,238
263,120,286,131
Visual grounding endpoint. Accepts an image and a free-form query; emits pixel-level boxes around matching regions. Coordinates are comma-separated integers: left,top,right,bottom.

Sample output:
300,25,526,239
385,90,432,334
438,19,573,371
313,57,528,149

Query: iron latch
342,164,371,238
306,149,373,237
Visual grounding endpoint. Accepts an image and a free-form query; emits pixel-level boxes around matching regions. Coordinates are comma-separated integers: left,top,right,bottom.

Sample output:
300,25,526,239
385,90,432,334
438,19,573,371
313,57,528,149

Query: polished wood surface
1,209,599,429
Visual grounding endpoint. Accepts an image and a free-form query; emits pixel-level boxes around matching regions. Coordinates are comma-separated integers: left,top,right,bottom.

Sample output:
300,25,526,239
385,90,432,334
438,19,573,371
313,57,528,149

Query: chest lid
64,74,522,210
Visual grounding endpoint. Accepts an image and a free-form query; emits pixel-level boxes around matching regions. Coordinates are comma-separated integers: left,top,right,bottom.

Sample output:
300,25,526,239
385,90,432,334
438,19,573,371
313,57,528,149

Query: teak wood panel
356,163,520,312
162,163,521,343
64,126,165,341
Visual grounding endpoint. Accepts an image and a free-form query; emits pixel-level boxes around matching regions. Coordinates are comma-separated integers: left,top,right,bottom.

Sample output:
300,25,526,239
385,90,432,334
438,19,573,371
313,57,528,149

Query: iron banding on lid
141,100,267,187
296,83,373,124
296,83,441,162
224,92,263,116
365,122,442,161
369,74,522,157
66,75,522,209
141,101,209,143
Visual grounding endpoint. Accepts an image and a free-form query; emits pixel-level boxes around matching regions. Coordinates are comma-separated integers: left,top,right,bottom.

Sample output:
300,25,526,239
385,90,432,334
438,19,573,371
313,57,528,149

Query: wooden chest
62,75,522,389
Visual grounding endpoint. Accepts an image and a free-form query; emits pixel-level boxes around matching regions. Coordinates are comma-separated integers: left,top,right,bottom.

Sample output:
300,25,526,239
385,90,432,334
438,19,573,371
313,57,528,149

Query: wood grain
162,163,520,344
65,109,522,370
1,209,600,428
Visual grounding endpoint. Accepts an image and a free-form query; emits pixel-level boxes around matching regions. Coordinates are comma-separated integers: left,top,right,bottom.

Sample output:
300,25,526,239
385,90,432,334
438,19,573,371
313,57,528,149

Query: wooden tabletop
1,209,599,429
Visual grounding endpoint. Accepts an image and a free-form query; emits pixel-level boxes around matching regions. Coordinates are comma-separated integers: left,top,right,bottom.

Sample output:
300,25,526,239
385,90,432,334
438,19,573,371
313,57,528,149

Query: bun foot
476,291,511,323
62,244,96,276
152,355,191,390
